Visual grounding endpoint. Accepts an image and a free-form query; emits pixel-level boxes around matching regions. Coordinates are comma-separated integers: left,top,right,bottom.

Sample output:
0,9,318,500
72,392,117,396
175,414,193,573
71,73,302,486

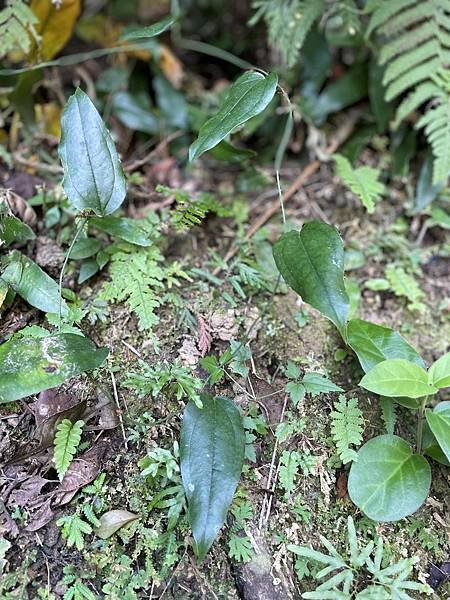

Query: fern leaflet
380,397,396,435
334,154,385,213
0,0,40,58
385,264,426,312
330,396,364,464
250,0,324,68
54,419,84,480
56,513,92,551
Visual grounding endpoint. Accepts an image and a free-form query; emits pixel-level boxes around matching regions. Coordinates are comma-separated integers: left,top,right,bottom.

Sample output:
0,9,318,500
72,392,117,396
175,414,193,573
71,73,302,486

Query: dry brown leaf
24,497,54,532
30,0,81,61
94,509,139,539
159,44,183,88
3,189,37,227
8,475,51,508
197,315,212,356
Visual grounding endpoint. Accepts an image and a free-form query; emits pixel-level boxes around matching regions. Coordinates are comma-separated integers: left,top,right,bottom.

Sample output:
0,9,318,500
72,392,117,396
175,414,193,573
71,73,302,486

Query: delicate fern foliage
380,397,396,435
367,0,450,183
330,396,364,464
334,154,385,213
54,419,84,480
385,264,426,312
250,0,324,67
57,513,92,551
0,0,40,58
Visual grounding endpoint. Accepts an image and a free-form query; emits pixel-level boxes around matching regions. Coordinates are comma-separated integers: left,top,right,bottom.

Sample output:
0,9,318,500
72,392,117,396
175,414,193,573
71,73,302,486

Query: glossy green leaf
359,359,437,398
69,238,101,260
120,15,175,40
0,215,35,247
78,259,99,284
180,393,245,560
112,91,159,135
0,333,108,403
189,71,278,161
423,422,450,466
0,251,68,316
94,509,139,539
89,216,152,246
348,435,431,521
348,319,424,373
426,402,450,462
273,222,349,340
59,88,127,216
209,140,256,162
428,352,450,389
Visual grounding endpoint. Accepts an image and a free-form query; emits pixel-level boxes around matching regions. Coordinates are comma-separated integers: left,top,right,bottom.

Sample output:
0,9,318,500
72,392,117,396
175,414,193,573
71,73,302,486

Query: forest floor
1,152,450,599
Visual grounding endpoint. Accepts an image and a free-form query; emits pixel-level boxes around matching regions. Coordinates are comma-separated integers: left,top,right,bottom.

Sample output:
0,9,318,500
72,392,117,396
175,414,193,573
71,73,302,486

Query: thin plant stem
416,395,429,454
58,217,87,330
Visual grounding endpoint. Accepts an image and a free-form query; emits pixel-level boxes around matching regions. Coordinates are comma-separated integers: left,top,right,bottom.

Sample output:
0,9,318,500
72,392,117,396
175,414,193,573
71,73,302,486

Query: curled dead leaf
94,509,139,539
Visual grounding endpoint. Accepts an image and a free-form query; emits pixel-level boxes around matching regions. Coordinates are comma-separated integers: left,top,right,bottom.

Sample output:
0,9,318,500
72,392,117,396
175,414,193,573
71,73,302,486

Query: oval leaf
30,0,81,61
189,71,278,161
180,393,245,560
426,402,450,462
359,359,437,398
89,216,152,246
0,215,35,247
428,352,450,389
273,222,349,340
1,250,68,316
112,91,159,135
0,334,108,403
348,318,424,373
59,88,127,216
348,435,431,521
94,509,139,539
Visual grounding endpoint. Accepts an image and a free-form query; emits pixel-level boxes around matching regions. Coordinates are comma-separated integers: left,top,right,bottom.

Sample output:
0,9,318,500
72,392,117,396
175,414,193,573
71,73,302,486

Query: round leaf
348,435,431,521
428,352,450,389
59,88,127,216
273,222,349,340
189,71,278,161
0,333,108,403
180,393,245,560
425,401,450,462
359,359,437,398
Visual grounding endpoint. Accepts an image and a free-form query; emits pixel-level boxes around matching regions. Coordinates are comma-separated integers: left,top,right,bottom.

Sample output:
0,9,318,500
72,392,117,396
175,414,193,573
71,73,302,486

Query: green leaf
0,214,35,247
428,352,450,389
59,88,127,216
120,15,175,40
348,319,424,373
273,222,350,340
302,373,343,396
89,216,152,246
348,435,431,521
189,71,278,161
180,394,245,560
69,237,101,259
413,150,444,213
285,381,306,406
229,340,251,378
54,418,84,480
1,250,68,316
0,333,108,403
94,509,139,539
423,422,450,466
333,153,385,213
112,91,159,135
359,359,437,398
425,402,450,462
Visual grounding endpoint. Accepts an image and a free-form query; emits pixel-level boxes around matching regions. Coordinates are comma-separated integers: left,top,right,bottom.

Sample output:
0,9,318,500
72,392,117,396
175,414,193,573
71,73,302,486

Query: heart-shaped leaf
189,71,278,161
94,509,139,539
360,359,437,398
348,435,431,521
180,393,245,560
428,352,450,389
426,402,450,462
0,334,108,403
273,222,350,340
348,318,424,373
59,88,127,216
1,251,68,316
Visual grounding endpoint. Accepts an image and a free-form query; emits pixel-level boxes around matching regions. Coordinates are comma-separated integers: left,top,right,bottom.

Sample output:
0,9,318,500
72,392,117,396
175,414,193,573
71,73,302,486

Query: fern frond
0,0,40,58
250,0,324,68
334,154,385,213
385,265,426,312
380,398,396,435
330,396,364,464
54,419,84,480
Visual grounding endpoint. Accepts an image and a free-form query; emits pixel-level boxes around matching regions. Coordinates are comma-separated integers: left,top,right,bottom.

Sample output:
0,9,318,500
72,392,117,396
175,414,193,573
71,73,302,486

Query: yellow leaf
75,14,123,48
159,44,183,88
35,102,61,138
30,0,81,61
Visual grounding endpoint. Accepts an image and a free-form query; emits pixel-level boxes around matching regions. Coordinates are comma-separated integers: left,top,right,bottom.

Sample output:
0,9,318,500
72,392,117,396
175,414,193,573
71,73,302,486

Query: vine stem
58,217,87,331
416,395,429,454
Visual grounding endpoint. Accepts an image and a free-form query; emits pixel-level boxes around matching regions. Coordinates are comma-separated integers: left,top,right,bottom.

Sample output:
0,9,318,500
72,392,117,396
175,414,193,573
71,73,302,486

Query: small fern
56,513,92,551
330,395,364,464
250,0,324,68
0,0,40,58
54,419,84,480
380,397,396,435
385,264,426,312
334,154,385,213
